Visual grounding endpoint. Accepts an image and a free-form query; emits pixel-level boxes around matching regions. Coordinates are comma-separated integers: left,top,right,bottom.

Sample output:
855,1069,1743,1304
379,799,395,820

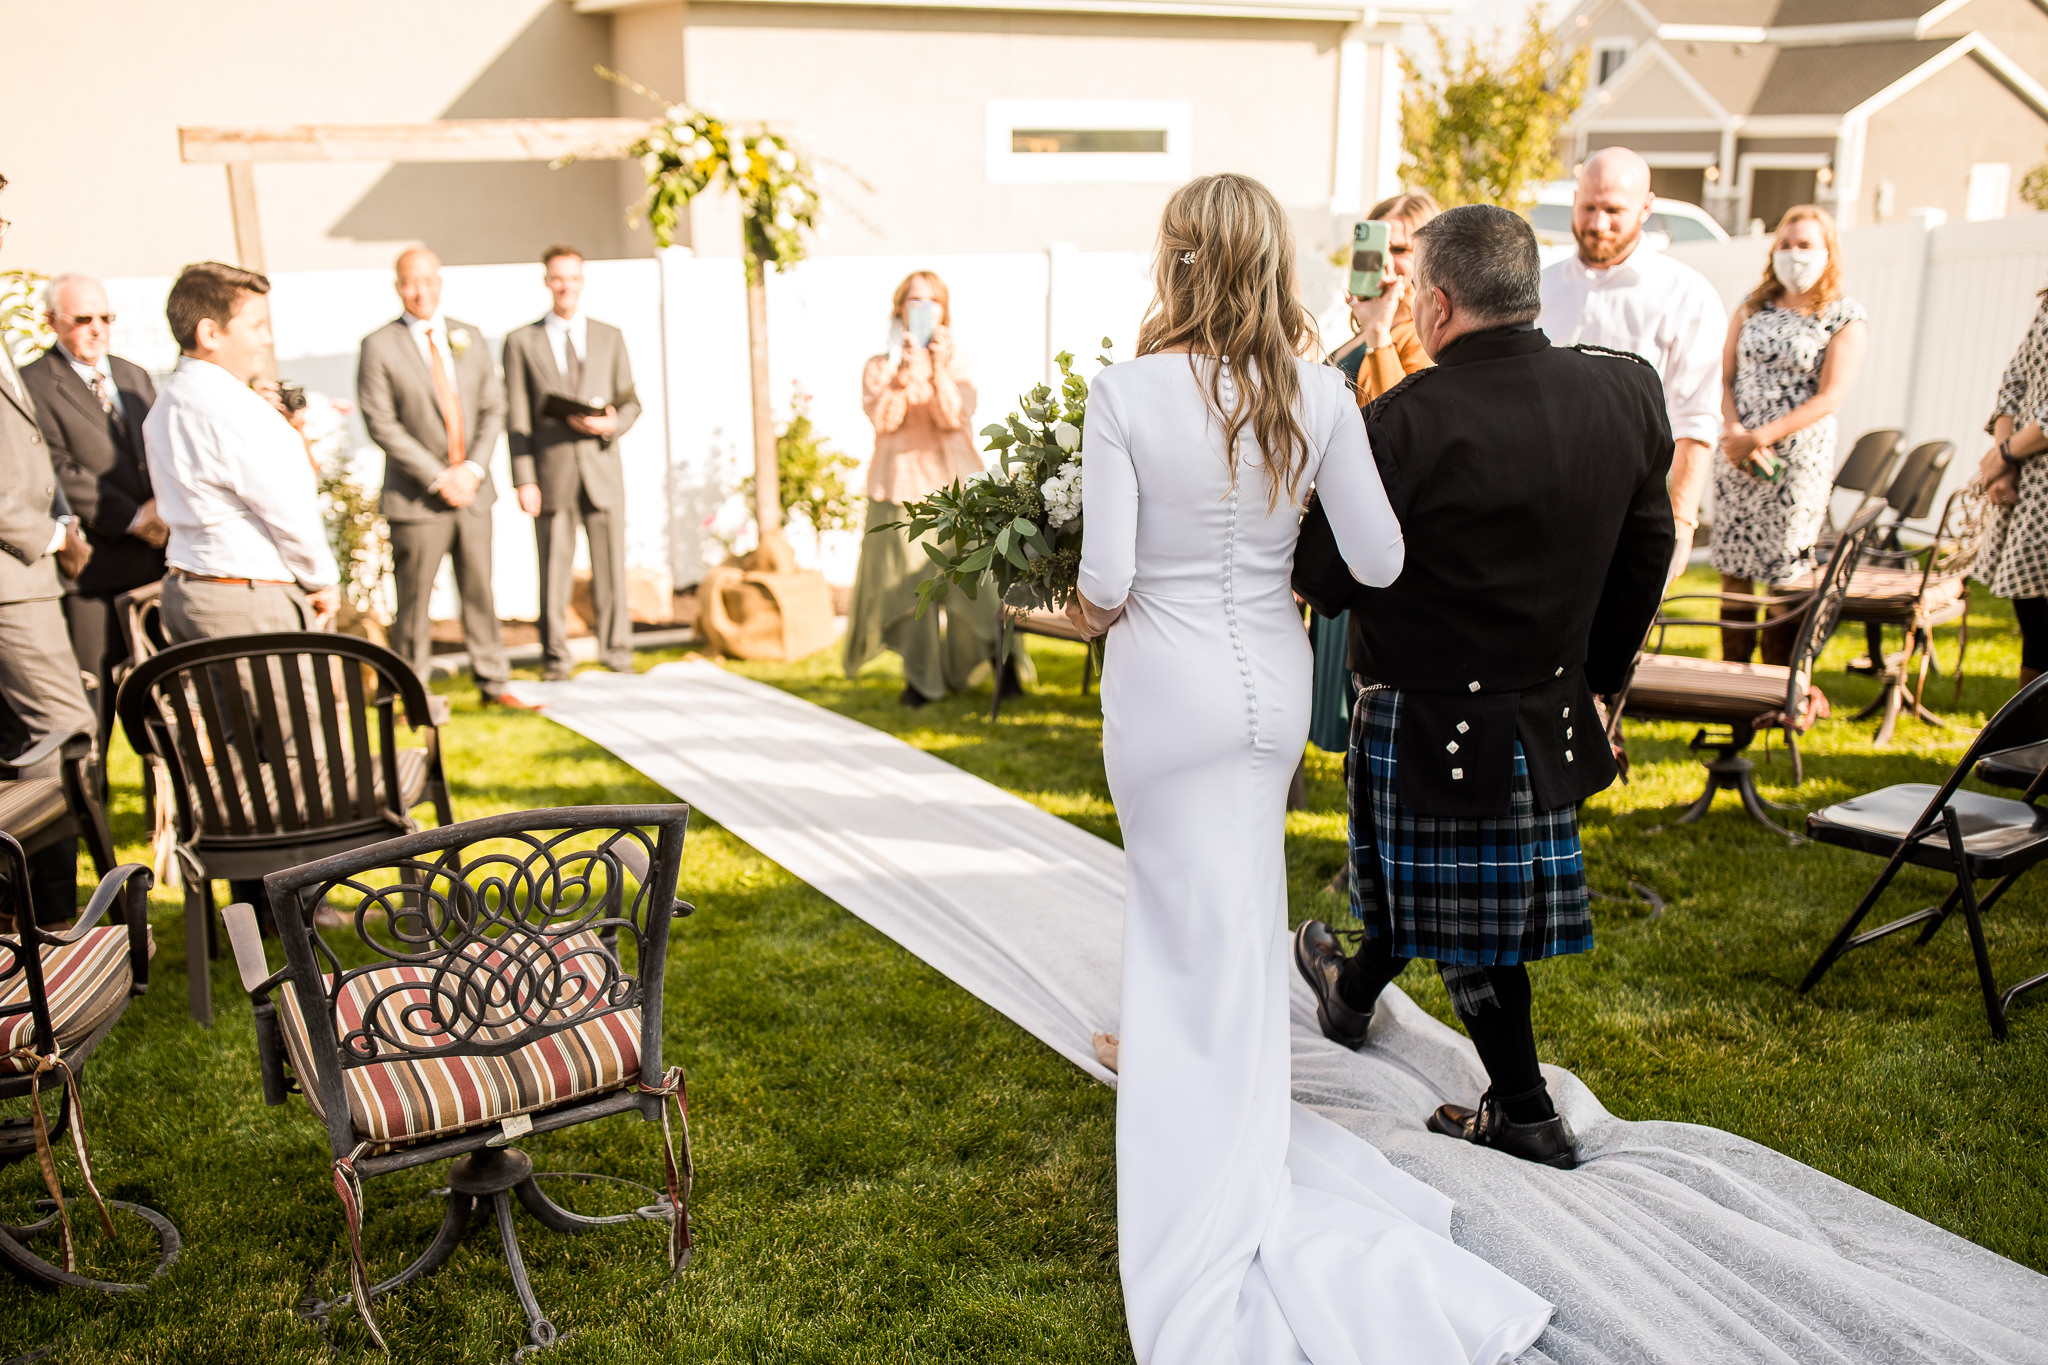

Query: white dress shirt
1538,245,1727,448
543,310,589,387
56,341,124,420
143,357,339,588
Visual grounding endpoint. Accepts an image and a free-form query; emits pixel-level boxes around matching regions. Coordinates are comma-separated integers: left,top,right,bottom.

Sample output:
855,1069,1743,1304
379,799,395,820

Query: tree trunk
745,265,790,568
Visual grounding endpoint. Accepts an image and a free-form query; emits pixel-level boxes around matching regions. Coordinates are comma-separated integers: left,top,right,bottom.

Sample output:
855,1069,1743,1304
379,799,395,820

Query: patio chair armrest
222,902,278,995
222,901,297,1104
0,727,92,780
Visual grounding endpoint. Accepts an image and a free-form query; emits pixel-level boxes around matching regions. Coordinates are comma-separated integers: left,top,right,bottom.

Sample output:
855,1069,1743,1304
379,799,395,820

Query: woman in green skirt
845,271,1028,706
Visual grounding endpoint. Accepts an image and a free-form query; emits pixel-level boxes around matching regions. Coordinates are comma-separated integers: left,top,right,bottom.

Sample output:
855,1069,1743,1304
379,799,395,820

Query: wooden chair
989,607,1096,720
0,837,179,1292
1611,503,1882,838
222,805,694,1355
1840,481,1987,744
0,723,117,892
114,632,454,1025
1799,674,2048,1038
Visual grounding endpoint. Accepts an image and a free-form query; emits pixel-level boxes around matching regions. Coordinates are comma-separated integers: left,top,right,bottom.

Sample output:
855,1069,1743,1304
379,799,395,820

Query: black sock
1457,965,1555,1123
1336,931,1407,1013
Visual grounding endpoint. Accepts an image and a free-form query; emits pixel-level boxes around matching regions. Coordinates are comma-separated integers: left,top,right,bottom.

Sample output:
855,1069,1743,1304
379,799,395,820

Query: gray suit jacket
358,316,506,523
0,352,65,606
503,318,640,513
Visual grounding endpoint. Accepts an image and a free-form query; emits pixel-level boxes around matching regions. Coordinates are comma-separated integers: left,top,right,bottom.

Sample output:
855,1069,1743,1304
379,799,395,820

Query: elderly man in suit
0,175,99,925
502,245,641,679
23,274,166,738
357,246,514,702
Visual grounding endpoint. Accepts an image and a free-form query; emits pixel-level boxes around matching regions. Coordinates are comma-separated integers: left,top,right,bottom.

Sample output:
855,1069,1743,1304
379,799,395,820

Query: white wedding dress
1079,354,1554,1365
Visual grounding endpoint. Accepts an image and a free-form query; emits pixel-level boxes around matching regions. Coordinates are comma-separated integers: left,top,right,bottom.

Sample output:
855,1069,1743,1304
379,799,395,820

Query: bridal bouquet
892,342,1111,618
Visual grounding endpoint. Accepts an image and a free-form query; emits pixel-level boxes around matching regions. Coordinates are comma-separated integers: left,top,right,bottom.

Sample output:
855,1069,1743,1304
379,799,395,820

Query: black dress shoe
1426,1092,1577,1169
993,656,1027,701
899,684,932,709
1293,920,1373,1050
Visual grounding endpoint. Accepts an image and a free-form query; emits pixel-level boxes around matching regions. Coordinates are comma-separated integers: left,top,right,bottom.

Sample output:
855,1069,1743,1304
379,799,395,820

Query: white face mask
1772,246,1828,294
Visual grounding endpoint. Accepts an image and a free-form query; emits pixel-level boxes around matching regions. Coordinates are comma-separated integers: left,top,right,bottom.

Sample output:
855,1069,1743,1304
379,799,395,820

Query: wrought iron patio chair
221,804,694,1355
0,835,179,1292
1610,503,1881,838
1799,674,2048,1038
1813,428,1903,559
1838,481,1988,743
0,721,117,890
115,632,454,1025
990,607,1095,720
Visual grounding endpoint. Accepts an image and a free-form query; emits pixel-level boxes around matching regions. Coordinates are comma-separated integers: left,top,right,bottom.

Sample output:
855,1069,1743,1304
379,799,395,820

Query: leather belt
173,568,293,588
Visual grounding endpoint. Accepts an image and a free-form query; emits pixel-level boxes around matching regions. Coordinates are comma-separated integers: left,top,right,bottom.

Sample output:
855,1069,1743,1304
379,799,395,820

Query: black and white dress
1975,296,2048,600
1709,297,1866,584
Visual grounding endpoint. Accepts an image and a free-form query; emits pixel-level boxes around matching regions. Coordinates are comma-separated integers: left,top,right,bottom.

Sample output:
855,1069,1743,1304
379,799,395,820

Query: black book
542,387,634,421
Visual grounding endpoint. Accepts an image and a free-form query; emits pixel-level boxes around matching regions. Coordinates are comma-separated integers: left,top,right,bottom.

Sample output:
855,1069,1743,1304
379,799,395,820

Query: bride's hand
1066,592,1123,638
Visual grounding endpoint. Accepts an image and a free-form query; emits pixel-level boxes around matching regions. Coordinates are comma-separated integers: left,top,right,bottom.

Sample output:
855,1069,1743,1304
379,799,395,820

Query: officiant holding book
504,244,642,678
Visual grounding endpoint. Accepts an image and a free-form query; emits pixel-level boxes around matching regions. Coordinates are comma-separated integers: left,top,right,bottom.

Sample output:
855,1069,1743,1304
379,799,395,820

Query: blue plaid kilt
1347,684,1592,966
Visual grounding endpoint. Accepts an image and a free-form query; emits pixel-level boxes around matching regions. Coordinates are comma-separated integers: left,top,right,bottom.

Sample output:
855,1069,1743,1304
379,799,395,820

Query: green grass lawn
2,571,2043,1361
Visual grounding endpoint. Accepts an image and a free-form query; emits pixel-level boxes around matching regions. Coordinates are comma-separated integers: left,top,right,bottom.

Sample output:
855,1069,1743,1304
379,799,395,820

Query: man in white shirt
1538,147,1727,582
356,247,514,701
502,245,641,678
145,261,340,640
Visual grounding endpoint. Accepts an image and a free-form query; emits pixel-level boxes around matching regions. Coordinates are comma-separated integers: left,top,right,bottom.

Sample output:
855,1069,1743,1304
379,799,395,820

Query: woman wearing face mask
1971,284,2048,685
844,271,1027,706
1710,205,1868,665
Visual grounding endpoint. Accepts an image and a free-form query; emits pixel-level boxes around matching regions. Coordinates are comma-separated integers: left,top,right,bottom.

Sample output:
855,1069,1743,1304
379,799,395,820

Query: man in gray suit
0,174,98,924
503,245,641,678
357,247,515,702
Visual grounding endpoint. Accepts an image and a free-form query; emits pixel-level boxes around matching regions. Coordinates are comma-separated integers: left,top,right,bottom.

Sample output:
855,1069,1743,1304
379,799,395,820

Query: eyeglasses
64,313,116,326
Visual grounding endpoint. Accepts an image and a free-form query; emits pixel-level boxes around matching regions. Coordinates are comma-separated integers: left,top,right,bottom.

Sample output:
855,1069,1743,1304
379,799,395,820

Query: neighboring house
591,0,1445,265
2,0,1447,276
1556,0,2048,231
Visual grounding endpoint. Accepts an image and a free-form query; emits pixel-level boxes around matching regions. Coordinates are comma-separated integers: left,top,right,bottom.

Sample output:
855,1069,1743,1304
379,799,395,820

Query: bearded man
1537,147,1725,582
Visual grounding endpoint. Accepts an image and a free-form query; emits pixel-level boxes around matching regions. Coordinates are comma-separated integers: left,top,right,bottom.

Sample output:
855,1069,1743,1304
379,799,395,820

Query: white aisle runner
511,661,2048,1365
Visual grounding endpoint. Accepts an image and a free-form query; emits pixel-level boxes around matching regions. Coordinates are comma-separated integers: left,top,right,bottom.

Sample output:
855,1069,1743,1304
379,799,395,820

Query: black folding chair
1800,674,2048,1037
1814,428,1903,559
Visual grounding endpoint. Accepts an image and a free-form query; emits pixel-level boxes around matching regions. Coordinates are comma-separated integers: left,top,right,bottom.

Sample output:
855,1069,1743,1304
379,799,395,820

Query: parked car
1524,179,1729,265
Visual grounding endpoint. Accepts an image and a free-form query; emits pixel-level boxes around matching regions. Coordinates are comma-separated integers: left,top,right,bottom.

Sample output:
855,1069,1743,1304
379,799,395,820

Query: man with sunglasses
22,275,165,739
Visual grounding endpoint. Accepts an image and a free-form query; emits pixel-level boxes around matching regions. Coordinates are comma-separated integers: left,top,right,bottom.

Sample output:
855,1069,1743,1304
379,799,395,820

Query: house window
986,100,1192,184
1594,39,1633,85
1967,163,2011,222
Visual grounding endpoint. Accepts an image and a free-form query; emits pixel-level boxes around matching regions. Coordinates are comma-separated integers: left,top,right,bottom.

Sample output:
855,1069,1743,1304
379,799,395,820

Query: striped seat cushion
0,778,68,842
273,930,641,1148
1625,653,1794,724
0,927,143,1071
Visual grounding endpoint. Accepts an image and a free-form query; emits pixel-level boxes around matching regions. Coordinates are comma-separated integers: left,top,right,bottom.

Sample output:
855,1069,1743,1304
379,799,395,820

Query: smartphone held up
906,298,941,349
1349,220,1390,299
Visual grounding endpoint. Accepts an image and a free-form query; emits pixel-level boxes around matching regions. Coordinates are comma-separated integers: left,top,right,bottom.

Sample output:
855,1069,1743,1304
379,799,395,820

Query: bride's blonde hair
1136,173,1318,509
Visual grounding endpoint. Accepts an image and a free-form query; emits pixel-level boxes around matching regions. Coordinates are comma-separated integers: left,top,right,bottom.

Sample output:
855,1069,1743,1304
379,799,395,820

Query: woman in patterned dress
1972,289,2048,684
1709,205,1868,665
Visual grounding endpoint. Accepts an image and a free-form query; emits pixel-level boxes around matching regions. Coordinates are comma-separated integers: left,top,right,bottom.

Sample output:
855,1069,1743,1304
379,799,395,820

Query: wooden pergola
178,118,660,273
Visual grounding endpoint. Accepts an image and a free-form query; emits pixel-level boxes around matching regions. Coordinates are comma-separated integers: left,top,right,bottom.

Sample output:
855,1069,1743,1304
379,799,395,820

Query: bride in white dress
1069,174,1555,1363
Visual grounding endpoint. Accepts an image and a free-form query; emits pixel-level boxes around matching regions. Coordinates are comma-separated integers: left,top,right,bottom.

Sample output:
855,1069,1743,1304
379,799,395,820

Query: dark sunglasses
65,313,116,326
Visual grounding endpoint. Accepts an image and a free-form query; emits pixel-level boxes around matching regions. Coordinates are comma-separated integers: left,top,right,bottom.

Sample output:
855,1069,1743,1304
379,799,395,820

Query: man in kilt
1293,204,1674,1168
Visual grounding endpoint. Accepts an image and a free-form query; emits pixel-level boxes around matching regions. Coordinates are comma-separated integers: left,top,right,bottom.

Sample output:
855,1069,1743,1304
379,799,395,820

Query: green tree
742,385,860,536
2022,149,2048,212
1400,13,1588,211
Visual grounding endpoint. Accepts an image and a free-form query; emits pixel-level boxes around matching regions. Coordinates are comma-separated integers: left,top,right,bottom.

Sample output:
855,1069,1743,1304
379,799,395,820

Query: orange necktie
425,326,466,466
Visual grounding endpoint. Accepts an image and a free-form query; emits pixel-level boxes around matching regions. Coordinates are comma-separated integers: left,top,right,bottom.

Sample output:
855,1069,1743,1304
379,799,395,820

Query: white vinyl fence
100,247,1199,620
1667,212,2048,535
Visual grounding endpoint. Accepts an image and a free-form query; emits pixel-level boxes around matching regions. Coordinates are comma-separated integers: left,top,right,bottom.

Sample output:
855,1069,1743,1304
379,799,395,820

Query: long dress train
1079,354,1553,1364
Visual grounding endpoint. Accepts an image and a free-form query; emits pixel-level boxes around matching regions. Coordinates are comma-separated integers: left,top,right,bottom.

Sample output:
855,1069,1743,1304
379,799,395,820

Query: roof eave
575,0,1453,20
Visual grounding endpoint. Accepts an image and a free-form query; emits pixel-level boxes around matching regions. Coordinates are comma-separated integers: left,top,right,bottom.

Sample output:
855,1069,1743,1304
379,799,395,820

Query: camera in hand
276,380,308,414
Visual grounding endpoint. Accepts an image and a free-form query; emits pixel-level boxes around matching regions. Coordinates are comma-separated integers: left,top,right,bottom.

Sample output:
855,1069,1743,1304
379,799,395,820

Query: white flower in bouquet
1041,460,1083,530
1054,420,1081,453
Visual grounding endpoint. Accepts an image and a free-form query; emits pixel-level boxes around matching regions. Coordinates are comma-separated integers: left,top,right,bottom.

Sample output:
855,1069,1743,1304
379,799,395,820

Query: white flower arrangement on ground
886,342,1111,617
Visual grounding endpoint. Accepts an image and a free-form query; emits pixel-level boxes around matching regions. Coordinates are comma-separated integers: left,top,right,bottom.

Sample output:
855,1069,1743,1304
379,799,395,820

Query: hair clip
1179,251,1197,265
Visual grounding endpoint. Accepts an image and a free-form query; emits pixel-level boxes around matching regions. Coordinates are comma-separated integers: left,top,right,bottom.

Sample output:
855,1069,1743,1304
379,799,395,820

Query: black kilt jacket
1293,323,1674,819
